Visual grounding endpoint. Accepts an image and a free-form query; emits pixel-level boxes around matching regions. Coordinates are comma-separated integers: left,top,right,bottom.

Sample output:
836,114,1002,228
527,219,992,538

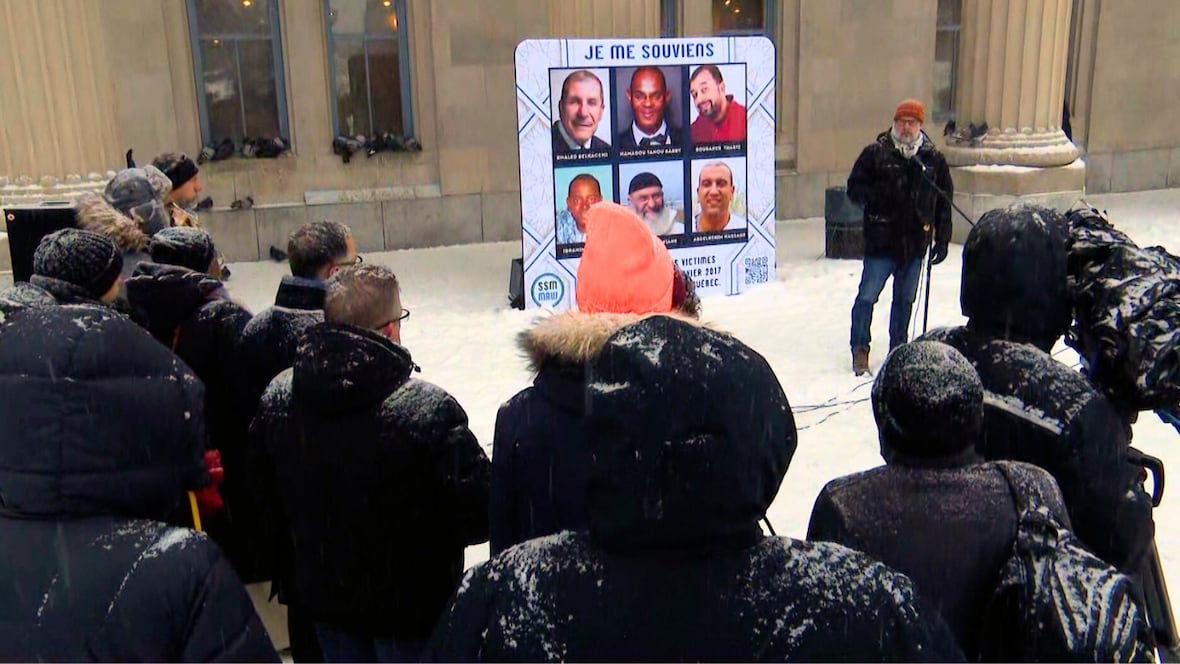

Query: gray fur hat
103,168,170,235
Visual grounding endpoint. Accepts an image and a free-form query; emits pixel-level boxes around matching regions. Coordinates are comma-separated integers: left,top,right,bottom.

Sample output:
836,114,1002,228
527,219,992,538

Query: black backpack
979,461,1153,662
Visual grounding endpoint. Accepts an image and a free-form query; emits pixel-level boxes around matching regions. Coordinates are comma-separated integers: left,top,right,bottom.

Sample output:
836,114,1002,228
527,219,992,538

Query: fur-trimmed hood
75,192,151,253
518,311,707,372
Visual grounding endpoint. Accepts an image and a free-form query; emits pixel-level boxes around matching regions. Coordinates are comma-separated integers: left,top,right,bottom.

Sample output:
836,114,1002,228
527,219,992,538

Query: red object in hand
194,449,225,517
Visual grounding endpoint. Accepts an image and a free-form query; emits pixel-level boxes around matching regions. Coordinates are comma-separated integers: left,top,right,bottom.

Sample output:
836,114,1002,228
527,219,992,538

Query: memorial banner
515,37,776,310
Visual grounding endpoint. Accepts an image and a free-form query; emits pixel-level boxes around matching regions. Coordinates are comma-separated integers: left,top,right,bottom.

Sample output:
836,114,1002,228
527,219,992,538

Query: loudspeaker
508,258,524,309
4,202,78,282
824,186,864,259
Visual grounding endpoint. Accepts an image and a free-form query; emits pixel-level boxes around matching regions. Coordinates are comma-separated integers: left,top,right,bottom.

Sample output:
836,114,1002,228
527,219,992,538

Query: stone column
0,0,122,206
941,0,1086,241
945,0,1079,167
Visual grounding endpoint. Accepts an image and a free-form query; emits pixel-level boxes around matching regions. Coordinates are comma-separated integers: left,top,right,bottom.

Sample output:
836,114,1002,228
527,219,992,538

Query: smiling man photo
552,70,610,155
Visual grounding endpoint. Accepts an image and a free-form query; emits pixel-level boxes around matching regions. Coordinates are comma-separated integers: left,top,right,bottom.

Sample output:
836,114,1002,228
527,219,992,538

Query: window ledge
198,153,299,173
304,184,442,206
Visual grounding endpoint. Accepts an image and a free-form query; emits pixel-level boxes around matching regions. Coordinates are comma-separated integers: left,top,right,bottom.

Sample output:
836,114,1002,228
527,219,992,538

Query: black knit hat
628,171,662,194
872,341,983,460
151,152,200,190
149,227,217,274
32,228,124,297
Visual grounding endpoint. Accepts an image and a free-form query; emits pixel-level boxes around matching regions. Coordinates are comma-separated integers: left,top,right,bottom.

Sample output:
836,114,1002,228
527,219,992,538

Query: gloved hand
930,241,949,265
193,449,225,518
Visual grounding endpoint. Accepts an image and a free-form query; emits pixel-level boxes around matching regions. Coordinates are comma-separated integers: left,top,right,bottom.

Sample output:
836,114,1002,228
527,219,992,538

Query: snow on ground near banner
226,188,1180,595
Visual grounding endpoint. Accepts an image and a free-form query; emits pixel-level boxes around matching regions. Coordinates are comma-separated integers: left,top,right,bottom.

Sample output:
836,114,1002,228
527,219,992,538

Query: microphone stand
914,160,976,335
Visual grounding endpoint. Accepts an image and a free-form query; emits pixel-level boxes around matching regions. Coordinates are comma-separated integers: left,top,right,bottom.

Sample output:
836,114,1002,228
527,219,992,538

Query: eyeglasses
335,254,364,267
375,308,410,330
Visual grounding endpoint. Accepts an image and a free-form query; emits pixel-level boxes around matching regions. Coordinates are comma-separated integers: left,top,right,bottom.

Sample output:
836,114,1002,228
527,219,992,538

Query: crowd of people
0,137,1163,663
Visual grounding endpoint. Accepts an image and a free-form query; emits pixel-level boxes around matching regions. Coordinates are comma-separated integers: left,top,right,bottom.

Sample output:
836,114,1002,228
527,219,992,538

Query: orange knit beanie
575,201,675,314
894,98,925,124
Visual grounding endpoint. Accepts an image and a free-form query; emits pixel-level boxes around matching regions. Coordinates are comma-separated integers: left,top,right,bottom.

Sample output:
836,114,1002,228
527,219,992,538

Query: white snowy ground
225,188,1180,602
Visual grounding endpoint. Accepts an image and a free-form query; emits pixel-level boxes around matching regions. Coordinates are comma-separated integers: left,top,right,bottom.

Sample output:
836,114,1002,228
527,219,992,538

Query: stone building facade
2,0,1177,263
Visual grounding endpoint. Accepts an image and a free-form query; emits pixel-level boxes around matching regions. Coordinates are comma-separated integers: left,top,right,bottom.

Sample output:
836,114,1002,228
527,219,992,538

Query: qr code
744,256,769,285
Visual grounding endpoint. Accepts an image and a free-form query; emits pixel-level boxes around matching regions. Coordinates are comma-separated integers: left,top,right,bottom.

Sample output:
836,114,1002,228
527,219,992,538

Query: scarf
891,127,924,160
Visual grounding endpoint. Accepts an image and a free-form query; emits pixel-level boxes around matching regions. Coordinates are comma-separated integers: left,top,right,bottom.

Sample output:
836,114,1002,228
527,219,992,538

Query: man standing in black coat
238,220,357,415
253,263,490,663
0,304,278,662
922,203,1154,574
237,219,356,661
123,229,273,602
847,99,953,375
428,316,963,662
808,340,1070,659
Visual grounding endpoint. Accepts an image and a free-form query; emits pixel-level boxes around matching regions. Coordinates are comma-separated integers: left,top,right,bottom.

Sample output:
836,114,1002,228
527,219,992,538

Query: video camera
1064,202,1180,426
1063,201,1180,661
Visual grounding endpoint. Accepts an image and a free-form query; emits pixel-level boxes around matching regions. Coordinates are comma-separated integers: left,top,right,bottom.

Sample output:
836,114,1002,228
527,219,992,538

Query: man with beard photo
626,172,683,236
689,65,746,143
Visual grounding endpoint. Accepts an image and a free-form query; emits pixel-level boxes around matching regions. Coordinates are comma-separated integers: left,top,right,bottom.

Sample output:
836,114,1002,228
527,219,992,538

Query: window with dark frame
712,0,770,35
187,0,288,146
661,0,678,37
933,0,961,123
661,0,776,39
325,0,414,139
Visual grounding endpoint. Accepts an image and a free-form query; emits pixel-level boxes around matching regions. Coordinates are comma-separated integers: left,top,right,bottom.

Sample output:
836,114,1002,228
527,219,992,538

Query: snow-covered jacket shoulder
425,531,964,662
921,325,1153,572
439,316,963,662
807,460,1067,658
491,311,702,554
0,281,58,315
0,517,278,662
250,322,490,639
0,304,277,662
236,275,326,417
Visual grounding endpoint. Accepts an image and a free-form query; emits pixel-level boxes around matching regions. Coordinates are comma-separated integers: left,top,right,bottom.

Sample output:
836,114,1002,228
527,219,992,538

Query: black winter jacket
0,304,277,662
848,130,953,264
428,316,963,662
124,262,267,583
808,459,1069,659
923,326,1154,573
0,275,101,311
252,322,491,639
235,275,326,604
491,312,644,554
237,275,326,418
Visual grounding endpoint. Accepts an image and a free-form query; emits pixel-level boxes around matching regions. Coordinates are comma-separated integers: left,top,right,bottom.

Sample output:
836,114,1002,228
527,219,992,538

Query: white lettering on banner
515,36,777,310
572,39,725,66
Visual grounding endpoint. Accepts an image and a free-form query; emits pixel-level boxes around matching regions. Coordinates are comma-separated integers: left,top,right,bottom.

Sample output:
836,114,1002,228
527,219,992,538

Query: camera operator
922,203,1154,575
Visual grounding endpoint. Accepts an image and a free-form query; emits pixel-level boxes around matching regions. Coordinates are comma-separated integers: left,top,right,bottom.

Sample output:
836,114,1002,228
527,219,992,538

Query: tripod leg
1142,540,1180,662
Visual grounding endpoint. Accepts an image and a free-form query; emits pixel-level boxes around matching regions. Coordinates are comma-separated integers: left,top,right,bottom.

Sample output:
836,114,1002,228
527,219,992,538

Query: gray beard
641,206,677,235
890,127,923,159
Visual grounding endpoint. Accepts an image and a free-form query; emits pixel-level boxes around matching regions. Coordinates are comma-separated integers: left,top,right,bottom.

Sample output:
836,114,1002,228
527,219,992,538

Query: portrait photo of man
689,64,747,144
626,171,684,236
551,69,611,155
693,160,747,232
555,172,605,244
616,66,683,150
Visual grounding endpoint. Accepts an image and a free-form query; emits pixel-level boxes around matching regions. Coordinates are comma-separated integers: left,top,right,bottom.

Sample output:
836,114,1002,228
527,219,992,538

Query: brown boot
852,346,870,376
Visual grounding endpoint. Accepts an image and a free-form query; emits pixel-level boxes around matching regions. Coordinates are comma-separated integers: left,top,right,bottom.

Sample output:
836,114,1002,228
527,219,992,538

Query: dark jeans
314,623,424,663
850,255,923,350
288,604,323,662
